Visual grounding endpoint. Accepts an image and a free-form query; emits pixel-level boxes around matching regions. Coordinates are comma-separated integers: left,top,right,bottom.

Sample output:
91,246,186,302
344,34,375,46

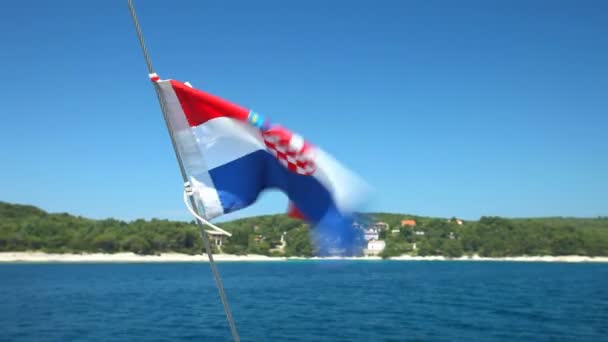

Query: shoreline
1,252,608,263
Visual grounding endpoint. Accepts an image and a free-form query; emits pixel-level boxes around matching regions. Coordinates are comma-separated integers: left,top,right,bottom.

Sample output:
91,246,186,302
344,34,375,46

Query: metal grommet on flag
184,181,194,196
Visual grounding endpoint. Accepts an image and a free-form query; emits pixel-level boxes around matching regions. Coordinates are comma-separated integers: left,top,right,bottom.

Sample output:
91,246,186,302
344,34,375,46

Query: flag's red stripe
170,80,249,127
287,202,306,220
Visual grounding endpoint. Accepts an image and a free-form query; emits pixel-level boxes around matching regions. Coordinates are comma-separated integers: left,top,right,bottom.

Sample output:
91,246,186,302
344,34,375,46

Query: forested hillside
1,202,607,257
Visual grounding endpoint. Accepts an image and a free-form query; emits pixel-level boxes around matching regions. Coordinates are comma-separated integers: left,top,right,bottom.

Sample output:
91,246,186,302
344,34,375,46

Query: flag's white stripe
157,80,224,219
311,149,371,213
190,117,266,171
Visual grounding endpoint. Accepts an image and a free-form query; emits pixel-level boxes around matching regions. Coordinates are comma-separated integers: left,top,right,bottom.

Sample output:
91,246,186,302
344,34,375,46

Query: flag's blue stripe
208,150,363,256
208,150,335,225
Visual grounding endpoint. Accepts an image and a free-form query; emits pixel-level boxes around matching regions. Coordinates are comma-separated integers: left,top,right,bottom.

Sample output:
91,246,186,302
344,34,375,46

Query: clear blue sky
1,0,606,221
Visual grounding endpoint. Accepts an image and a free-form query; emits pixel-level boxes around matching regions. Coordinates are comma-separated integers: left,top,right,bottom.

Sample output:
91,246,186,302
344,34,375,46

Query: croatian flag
154,76,368,254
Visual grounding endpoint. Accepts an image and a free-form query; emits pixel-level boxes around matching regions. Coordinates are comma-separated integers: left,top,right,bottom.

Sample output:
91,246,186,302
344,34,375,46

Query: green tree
441,239,463,258
121,236,152,255
2,201,608,258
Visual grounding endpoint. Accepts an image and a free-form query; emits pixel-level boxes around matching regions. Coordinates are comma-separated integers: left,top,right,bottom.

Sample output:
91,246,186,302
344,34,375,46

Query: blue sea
1,261,607,341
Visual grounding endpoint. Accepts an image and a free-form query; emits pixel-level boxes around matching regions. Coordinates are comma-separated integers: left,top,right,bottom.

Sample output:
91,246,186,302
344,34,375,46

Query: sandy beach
390,255,608,263
0,252,284,263
1,252,607,263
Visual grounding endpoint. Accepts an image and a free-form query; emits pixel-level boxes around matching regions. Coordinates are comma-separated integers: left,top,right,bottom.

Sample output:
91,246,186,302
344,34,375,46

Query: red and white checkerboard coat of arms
261,126,316,176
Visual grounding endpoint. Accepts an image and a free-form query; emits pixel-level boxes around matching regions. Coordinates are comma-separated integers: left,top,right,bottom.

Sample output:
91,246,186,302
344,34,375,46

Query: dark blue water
1,261,607,341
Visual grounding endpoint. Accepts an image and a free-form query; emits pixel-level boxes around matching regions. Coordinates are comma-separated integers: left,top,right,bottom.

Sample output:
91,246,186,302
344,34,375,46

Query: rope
183,184,232,237
126,1,240,341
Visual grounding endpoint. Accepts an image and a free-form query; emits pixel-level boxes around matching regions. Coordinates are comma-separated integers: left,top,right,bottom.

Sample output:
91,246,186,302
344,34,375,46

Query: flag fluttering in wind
154,75,368,255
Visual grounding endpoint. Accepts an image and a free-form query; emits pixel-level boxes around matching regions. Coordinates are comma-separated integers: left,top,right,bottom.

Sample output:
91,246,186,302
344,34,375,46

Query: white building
373,222,390,231
365,239,386,255
364,228,380,241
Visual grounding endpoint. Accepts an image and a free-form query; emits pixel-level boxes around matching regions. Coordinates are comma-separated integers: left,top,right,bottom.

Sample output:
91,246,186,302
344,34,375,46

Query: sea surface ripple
1,261,607,341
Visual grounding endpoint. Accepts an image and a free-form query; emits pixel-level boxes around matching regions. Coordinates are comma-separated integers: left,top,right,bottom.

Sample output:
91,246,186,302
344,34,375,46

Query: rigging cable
126,1,240,341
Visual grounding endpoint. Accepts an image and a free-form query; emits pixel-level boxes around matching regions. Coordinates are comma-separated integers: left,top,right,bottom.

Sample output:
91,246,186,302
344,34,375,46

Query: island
1,201,607,262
